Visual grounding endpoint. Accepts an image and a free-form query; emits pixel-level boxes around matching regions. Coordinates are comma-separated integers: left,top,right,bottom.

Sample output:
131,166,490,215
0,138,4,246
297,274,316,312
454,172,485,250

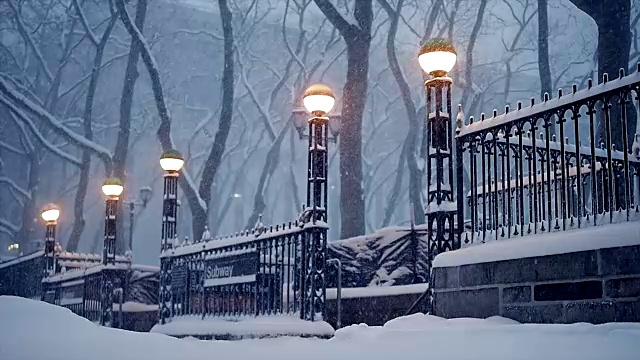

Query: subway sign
204,251,259,287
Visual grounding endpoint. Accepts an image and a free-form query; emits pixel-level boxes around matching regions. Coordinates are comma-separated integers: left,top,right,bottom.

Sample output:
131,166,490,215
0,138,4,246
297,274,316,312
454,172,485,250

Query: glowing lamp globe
160,150,185,172
41,204,60,223
303,84,335,114
102,178,124,197
418,38,457,77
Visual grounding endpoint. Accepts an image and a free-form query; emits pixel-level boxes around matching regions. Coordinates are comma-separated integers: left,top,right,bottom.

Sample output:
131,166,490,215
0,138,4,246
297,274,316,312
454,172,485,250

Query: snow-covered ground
2,296,640,360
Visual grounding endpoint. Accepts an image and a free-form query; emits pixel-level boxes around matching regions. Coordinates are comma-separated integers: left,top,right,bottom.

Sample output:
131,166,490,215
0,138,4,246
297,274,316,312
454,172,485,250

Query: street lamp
159,150,183,250
293,84,342,141
633,134,640,208
232,193,243,230
41,204,60,276
123,186,152,253
101,178,123,266
295,84,338,322
418,38,461,258
159,149,184,325
100,177,123,327
299,84,336,224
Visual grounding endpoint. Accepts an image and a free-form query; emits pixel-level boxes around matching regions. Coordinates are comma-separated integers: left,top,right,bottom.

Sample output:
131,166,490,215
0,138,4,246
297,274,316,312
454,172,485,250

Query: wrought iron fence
161,221,325,320
0,251,45,299
0,249,136,325
456,67,640,245
42,263,129,324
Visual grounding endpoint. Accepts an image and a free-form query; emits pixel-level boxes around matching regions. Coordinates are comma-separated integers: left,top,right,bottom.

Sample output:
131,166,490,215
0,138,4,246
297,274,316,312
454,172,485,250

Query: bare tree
0,0,129,249
313,0,372,239
569,0,636,148
457,0,488,115
537,0,552,104
376,0,445,227
67,0,119,251
115,0,235,240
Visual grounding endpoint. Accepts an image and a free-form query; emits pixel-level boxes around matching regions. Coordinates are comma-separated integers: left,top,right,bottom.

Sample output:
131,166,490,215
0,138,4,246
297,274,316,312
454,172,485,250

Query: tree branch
0,218,20,237
0,140,26,156
313,0,357,37
2,97,83,166
7,0,54,82
72,0,99,46
0,176,31,200
237,54,277,141
0,79,108,168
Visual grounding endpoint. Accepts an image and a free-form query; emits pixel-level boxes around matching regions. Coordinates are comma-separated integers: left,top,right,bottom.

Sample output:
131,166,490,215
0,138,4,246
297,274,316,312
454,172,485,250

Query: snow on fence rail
455,65,640,246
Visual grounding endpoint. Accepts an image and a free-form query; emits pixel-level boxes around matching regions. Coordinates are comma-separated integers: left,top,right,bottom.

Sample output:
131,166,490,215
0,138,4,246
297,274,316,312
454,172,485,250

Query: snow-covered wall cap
458,68,640,138
433,221,640,268
57,251,130,263
0,250,44,269
42,262,133,283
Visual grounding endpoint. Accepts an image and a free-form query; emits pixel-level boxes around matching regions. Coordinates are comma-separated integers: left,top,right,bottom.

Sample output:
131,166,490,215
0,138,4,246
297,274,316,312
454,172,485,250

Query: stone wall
432,245,640,323
324,292,423,328
113,311,158,332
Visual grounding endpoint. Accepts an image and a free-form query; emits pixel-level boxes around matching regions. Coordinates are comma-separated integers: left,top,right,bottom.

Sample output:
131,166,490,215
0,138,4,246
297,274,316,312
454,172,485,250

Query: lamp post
418,38,461,262
633,134,640,208
232,193,243,230
292,84,339,321
100,177,124,327
41,204,60,276
159,150,184,325
123,187,152,253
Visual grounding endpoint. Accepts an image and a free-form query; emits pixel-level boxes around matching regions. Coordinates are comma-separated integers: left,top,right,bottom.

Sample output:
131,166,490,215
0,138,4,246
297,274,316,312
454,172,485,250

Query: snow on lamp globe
418,38,457,77
41,204,60,224
303,84,335,116
160,150,185,173
102,178,124,198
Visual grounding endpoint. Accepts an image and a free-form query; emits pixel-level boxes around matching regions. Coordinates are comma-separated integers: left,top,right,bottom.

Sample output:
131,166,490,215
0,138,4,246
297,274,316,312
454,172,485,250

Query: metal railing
456,66,640,245
327,258,342,328
161,221,326,320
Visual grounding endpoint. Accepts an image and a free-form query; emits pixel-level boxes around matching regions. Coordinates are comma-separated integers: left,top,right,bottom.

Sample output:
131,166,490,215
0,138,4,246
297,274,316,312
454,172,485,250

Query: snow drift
2,296,640,360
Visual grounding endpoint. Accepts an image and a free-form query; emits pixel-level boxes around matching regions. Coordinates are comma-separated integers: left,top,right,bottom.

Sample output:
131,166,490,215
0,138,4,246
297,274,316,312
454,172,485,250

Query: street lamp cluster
36,149,185,326
35,36,459,325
